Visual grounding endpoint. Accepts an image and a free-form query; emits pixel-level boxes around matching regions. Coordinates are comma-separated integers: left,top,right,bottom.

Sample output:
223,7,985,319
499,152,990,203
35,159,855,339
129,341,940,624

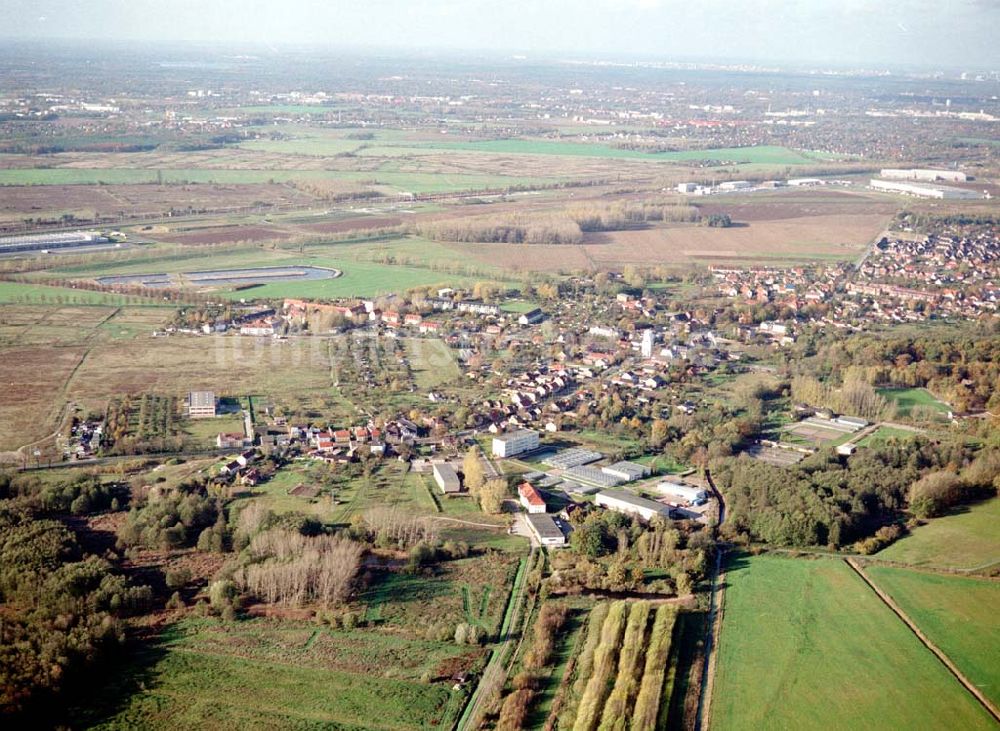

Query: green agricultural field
876,498,1000,570
710,555,995,731
212,260,475,300
877,387,951,416
49,246,493,299
408,141,823,165
0,280,169,306
866,567,1000,709
76,618,469,730
183,414,246,446
0,167,559,193
499,300,541,314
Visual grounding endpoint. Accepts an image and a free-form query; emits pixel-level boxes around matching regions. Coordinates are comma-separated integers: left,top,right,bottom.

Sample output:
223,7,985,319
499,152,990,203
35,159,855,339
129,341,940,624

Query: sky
3,0,999,69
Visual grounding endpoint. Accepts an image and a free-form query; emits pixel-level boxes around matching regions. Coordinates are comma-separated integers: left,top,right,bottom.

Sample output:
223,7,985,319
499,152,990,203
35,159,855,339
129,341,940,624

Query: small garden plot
103,393,186,453
289,484,321,499
782,417,858,447
359,554,518,640
742,443,806,466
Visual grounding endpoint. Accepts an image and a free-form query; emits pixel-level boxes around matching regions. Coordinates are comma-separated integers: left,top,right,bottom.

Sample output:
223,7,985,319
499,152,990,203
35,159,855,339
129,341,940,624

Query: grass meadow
0,167,560,193
77,618,469,730
710,554,995,731
877,387,951,416
0,280,171,306
855,425,918,447
866,567,1000,709
45,238,511,299
875,498,1000,570
403,337,461,390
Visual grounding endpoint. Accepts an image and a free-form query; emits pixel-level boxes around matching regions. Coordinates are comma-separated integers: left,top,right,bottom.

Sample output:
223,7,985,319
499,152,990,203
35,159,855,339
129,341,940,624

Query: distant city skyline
2,0,999,71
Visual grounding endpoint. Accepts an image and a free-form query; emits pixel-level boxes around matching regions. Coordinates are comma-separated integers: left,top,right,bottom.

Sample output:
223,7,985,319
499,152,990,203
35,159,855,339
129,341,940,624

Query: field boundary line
456,548,534,731
845,558,1000,724
695,549,727,731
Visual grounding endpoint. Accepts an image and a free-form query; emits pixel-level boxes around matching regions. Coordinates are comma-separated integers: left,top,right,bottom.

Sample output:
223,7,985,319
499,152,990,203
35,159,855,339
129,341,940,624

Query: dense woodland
712,440,999,547
417,201,708,245
786,322,1000,415
0,473,151,720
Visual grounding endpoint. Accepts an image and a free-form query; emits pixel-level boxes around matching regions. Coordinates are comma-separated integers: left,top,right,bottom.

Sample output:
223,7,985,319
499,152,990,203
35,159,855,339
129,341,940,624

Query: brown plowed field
296,215,404,234
0,345,86,451
168,225,292,245
442,212,888,272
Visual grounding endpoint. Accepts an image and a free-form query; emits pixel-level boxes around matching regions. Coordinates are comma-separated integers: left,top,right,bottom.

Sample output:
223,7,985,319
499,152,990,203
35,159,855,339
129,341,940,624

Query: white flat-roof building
527,513,566,546
563,465,622,489
492,429,540,458
595,489,673,522
880,168,968,183
870,179,982,200
641,330,655,358
188,391,217,419
718,180,752,191
835,415,869,429
656,480,708,504
601,461,651,483
433,463,462,494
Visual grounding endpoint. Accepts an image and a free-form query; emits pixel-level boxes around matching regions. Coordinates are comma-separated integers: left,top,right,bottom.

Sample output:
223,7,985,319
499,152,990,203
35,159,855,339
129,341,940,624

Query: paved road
855,228,890,270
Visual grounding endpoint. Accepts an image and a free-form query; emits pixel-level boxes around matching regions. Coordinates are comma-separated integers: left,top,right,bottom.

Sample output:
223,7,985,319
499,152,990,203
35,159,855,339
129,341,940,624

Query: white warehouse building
870,179,982,200
432,463,461,494
656,480,708,504
492,429,540,458
526,513,566,546
595,489,673,522
880,168,968,183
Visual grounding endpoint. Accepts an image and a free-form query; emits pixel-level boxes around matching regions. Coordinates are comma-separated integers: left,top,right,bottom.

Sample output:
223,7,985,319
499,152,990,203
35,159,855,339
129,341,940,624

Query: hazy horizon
3,0,999,71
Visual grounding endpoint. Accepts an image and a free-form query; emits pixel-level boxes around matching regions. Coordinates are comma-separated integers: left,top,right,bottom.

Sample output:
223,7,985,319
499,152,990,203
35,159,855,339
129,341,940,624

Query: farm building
433,463,462,494
188,391,217,418
601,461,651,482
518,482,547,514
526,513,566,546
656,480,708,504
595,489,673,522
492,429,540,457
